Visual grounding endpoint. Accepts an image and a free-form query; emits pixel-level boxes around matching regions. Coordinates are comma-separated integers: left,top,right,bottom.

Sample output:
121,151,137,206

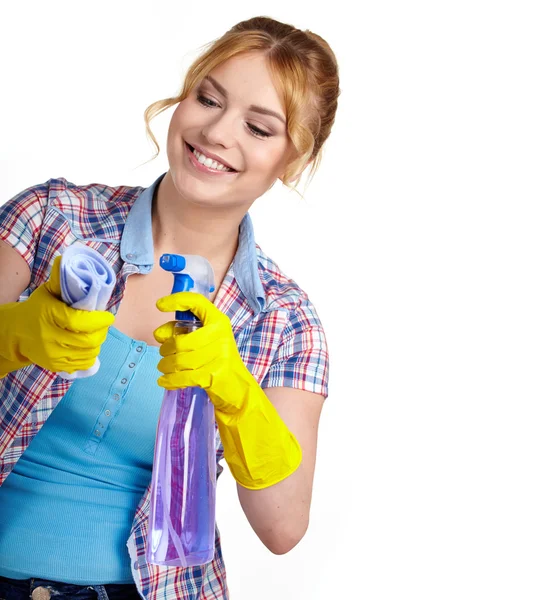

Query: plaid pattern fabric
0,175,329,599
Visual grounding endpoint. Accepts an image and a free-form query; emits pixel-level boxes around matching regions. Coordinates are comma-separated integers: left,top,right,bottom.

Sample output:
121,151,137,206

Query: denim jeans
0,576,142,600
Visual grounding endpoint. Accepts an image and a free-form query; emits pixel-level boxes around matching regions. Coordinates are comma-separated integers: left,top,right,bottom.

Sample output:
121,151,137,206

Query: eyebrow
205,75,286,124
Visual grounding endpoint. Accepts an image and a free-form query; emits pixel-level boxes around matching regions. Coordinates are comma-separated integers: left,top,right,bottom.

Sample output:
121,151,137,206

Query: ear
281,158,314,185
288,172,302,184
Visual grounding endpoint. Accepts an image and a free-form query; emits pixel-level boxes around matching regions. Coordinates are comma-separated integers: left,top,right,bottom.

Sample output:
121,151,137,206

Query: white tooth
208,157,227,170
192,147,232,171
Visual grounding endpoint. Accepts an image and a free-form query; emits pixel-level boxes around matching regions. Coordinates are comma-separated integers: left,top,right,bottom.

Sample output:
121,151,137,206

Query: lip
186,142,238,172
186,144,238,177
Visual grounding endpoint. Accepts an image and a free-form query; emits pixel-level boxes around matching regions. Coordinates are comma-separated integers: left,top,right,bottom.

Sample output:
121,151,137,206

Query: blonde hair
144,16,340,190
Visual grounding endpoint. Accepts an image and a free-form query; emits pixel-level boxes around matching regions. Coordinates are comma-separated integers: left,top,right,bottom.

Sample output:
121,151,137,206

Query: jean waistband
0,576,141,600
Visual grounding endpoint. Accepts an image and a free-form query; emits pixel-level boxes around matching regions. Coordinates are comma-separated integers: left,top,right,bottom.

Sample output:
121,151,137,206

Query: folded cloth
58,243,116,380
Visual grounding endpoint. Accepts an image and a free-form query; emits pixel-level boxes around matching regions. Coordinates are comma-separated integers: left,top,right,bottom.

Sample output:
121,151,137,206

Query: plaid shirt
0,174,329,599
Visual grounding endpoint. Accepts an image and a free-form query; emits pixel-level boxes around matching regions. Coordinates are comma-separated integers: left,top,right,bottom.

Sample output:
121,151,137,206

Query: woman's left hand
154,291,248,414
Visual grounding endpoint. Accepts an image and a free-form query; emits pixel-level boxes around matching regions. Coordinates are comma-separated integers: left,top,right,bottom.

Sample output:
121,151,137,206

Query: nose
201,110,236,149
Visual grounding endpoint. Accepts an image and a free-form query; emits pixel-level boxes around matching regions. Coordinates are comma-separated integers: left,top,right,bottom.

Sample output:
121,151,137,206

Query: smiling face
166,51,294,210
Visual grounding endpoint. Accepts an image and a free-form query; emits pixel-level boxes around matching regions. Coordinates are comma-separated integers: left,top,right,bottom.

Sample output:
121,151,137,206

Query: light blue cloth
58,243,116,380
60,242,116,310
0,327,163,584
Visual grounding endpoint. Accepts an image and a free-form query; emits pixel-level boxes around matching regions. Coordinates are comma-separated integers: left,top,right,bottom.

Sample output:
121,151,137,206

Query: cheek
167,109,184,145
249,143,289,175
170,99,201,131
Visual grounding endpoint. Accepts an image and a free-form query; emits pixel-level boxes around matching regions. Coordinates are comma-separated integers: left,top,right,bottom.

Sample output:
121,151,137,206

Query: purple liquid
147,384,216,566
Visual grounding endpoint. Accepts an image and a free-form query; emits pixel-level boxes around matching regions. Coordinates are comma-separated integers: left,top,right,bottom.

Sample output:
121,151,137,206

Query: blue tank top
0,327,164,583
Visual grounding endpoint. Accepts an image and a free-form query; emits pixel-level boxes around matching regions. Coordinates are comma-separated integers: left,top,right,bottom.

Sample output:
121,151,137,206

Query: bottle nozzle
160,254,186,272
160,254,216,322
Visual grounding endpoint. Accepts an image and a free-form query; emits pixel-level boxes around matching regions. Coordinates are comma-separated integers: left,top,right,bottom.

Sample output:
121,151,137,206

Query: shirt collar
120,173,266,315
120,174,160,270
233,212,266,315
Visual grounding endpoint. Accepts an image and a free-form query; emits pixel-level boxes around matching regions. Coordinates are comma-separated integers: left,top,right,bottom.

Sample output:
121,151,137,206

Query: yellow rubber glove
0,256,115,377
154,292,302,490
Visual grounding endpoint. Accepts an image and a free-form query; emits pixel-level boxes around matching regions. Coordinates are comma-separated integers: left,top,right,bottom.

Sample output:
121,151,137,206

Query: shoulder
256,245,307,308
44,177,143,214
2,177,145,220
35,177,145,241
254,247,329,397
1,177,147,288
255,244,322,327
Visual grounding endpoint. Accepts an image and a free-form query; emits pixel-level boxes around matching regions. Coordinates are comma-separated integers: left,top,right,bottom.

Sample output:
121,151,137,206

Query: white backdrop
1,1,553,598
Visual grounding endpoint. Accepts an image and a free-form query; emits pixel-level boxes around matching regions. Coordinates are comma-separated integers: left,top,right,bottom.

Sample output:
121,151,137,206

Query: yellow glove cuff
215,383,303,490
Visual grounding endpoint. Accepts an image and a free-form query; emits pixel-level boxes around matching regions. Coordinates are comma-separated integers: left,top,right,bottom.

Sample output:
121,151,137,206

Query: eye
247,124,272,139
197,93,272,139
197,94,218,108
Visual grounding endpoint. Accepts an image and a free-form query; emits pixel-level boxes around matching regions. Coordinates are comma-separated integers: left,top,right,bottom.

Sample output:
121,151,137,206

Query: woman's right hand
0,256,114,376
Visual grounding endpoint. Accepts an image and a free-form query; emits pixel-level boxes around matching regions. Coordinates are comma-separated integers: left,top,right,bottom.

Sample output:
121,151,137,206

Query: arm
236,386,324,554
0,241,33,374
155,292,330,554
0,186,113,377
0,240,32,303
0,183,46,304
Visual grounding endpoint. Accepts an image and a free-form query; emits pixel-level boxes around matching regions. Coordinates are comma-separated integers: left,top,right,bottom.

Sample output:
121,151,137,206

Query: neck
152,172,243,271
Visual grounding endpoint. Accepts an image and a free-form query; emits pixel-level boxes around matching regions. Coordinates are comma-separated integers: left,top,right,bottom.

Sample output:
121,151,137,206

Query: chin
174,176,235,207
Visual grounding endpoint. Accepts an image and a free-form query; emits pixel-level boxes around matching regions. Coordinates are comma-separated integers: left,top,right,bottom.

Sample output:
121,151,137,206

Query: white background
1,1,553,598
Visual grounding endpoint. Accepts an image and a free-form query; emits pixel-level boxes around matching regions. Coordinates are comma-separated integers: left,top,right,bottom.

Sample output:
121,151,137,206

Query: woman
0,15,340,600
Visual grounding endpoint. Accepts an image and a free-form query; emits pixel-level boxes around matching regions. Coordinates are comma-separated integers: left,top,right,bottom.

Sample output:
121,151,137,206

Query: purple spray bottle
147,253,217,567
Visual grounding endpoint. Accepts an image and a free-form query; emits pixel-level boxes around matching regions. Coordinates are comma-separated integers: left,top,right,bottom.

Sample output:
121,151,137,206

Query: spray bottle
147,253,217,567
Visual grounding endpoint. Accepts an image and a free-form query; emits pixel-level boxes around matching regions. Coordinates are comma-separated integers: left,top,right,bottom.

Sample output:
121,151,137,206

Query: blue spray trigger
178,276,195,322
170,273,194,295
170,273,195,321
